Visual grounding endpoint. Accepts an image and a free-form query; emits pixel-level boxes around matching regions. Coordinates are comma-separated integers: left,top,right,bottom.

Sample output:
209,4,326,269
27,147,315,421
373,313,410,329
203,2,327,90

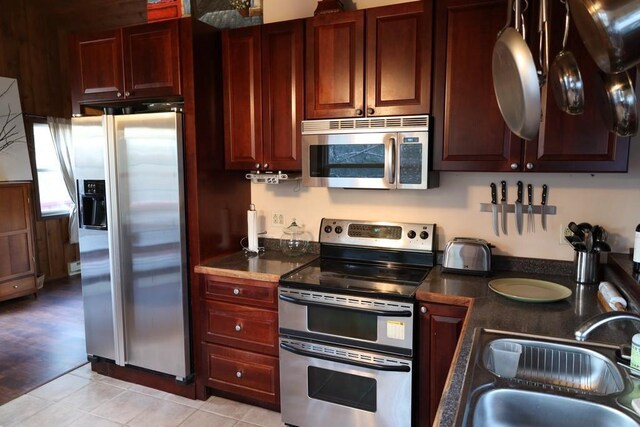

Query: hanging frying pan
599,70,638,136
492,0,541,141
568,0,640,73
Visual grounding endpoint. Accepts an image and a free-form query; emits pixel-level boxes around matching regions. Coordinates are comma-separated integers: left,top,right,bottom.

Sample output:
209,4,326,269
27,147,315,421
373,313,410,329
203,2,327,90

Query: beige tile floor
0,364,285,427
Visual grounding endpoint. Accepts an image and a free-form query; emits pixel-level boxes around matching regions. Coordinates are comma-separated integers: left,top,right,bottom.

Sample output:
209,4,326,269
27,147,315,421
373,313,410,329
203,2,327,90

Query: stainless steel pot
600,70,638,136
493,0,541,140
568,0,640,73
549,0,584,114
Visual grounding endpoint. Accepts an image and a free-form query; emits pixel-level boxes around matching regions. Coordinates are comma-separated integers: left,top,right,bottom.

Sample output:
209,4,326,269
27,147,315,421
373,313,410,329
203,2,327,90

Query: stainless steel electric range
278,218,436,427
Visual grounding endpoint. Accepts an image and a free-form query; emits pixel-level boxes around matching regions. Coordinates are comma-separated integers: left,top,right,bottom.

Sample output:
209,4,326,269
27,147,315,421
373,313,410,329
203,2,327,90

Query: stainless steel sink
483,338,625,395
472,388,640,427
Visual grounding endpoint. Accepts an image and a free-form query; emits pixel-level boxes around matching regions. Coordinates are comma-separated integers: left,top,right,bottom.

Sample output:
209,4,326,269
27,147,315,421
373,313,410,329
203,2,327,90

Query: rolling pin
598,281,627,312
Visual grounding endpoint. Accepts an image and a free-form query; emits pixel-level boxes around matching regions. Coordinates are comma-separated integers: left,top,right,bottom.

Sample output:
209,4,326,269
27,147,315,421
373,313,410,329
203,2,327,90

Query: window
25,116,73,218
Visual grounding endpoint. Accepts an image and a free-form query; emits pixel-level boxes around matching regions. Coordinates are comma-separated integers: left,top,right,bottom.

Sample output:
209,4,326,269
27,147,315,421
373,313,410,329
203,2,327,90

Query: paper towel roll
247,204,259,253
599,281,627,311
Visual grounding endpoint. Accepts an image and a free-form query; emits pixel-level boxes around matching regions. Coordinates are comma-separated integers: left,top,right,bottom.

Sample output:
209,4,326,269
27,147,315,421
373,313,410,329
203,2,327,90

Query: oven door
278,287,414,356
302,133,396,189
279,337,412,427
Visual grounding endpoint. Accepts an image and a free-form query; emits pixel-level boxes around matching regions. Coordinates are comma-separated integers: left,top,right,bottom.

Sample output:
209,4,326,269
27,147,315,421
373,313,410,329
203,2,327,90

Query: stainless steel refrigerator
72,112,190,381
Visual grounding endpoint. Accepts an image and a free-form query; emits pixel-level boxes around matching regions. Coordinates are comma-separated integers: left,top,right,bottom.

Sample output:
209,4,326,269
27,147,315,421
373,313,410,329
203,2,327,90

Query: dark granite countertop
423,257,640,426
195,250,318,282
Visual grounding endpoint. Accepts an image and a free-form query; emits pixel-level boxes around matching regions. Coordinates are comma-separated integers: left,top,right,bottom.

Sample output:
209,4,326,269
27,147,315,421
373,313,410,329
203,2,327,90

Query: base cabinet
418,302,467,426
200,275,280,409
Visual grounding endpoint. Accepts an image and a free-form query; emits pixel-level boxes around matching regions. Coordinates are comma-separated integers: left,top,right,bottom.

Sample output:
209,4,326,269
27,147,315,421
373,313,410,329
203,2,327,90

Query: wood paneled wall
0,0,148,280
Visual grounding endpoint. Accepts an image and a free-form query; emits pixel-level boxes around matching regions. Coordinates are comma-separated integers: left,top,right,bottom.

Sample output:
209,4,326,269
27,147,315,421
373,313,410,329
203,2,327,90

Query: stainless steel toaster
442,237,492,275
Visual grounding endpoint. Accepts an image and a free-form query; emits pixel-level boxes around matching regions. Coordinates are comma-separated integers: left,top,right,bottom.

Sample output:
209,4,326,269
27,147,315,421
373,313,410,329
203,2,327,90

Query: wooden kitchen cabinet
69,19,181,112
432,0,631,172
200,274,280,409
418,302,467,426
222,20,303,172
305,1,432,119
0,183,37,303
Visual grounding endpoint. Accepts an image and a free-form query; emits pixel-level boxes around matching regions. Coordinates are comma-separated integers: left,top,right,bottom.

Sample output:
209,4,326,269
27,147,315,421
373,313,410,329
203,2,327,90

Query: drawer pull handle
235,324,242,332
236,371,242,379
233,288,240,295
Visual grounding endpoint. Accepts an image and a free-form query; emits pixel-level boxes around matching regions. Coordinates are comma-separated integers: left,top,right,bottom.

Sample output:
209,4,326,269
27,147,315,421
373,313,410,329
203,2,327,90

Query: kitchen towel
247,204,259,253
598,281,627,311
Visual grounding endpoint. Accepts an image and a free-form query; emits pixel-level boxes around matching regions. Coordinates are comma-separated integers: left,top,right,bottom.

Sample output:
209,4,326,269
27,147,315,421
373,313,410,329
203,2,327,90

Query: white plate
488,278,572,302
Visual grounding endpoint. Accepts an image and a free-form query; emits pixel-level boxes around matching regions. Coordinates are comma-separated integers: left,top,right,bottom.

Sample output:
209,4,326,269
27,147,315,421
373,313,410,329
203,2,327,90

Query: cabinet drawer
204,276,277,308
204,343,279,406
204,300,278,355
0,275,36,301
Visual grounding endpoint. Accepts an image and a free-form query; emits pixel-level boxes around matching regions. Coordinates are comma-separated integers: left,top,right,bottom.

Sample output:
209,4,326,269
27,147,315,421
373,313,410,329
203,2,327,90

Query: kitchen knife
515,181,523,235
541,184,548,231
490,183,499,236
500,180,507,235
527,184,534,233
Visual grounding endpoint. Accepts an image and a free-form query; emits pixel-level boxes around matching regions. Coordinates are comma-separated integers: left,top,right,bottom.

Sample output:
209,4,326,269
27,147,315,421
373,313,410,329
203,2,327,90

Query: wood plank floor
0,275,85,405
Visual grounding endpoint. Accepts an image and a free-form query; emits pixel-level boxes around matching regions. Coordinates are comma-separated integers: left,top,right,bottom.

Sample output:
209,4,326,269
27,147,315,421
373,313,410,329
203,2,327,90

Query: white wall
263,0,408,23
251,130,640,261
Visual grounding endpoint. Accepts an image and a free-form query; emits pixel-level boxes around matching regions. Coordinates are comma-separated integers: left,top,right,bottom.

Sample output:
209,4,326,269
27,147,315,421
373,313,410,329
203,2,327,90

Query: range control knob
420,231,429,240
335,226,343,234
407,230,416,239
324,225,333,233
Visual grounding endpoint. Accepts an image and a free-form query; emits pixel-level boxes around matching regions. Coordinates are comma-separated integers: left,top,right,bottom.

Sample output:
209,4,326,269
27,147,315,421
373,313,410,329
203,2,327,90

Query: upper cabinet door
69,30,124,104
305,10,365,119
122,20,181,100
366,1,432,117
432,0,522,171
525,0,631,172
222,26,263,170
262,20,304,171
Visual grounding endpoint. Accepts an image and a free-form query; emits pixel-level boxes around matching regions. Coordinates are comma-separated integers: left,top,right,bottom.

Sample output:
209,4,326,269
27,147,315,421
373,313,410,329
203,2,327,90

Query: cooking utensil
527,184,534,233
568,221,584,238
501,180,508,235
491,183,499,237
584,228,593,252
515,181,523,235
540,184,548,231
492,0,541,140
568,0,640,73
593,241,612,252
577,222,592,231
600,71,637,137
549,0,584,115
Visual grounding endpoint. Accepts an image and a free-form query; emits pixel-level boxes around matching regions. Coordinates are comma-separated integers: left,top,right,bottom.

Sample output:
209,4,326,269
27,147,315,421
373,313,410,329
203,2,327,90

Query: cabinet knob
367,107,375,115
510,163,519,170
420,306,427,314
263,163,269,169
13,285,19,289
526,162,534,170
255,163,260,169
116,92,122,98
356,109,363,116
235,324,242,332
233,288,240,295
236,371,243,379
124,91,131,97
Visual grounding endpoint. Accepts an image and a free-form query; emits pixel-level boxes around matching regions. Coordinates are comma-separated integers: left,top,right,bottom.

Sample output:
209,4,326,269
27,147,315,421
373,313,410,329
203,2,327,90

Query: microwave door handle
278,293,412,317
280,342,411,372
388,137,396,185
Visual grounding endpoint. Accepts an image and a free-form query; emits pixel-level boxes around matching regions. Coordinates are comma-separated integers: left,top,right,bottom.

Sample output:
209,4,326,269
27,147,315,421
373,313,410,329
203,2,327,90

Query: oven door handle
278,293,412,317
280,342,411,372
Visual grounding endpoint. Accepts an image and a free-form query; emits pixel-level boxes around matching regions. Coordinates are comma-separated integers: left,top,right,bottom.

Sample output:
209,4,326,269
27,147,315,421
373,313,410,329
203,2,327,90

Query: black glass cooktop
280,258,430,299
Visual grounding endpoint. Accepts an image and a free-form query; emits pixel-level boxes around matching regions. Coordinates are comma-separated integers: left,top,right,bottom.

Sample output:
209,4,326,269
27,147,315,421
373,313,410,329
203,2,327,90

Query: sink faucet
575,311,640,341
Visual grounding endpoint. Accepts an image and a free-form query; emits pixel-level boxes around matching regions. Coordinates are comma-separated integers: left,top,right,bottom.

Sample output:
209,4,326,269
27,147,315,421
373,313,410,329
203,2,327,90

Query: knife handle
516,181,523,203
527,184,533,204
490,183,497,204
541,184,548,206
501,180,507,202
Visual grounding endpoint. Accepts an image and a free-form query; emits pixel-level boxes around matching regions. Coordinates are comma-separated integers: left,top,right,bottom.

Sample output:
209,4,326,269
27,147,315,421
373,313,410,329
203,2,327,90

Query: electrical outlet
271,211,286,227
559,223,573,245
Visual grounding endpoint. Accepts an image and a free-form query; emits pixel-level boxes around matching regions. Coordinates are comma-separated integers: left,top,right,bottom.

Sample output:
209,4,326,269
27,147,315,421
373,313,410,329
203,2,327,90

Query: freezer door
111,112,189,379
72,116,116,361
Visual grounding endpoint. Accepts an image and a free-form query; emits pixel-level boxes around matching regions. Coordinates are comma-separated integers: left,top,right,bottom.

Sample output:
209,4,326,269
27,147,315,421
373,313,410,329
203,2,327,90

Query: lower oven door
279,337,412,427
278,287,414,356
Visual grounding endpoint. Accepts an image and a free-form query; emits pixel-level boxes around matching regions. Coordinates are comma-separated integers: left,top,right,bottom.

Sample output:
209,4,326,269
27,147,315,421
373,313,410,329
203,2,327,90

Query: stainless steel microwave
301,116,439,189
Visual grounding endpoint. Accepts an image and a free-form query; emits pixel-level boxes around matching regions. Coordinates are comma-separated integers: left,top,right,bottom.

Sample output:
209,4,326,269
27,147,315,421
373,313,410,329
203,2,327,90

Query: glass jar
280,218,310,257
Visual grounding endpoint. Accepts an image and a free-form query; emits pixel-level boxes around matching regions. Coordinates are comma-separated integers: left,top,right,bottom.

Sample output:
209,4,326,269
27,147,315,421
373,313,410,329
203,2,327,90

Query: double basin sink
458,329,640,426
